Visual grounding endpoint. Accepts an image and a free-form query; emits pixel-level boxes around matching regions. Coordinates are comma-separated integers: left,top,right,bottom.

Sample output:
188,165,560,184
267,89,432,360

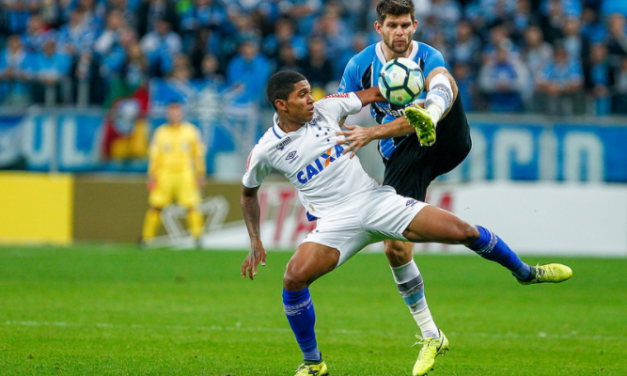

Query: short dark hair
266,71,307,110
376,0,415,24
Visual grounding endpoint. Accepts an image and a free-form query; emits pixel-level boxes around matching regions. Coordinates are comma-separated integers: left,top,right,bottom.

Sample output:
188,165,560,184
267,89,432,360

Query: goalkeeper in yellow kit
141,102,206,246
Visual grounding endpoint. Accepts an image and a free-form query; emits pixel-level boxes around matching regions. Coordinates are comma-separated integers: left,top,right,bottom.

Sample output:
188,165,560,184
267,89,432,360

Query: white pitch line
2,321,626,341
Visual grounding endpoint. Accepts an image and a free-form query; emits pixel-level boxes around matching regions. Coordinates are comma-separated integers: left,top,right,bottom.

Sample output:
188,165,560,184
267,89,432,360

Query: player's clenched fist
241,239,267,280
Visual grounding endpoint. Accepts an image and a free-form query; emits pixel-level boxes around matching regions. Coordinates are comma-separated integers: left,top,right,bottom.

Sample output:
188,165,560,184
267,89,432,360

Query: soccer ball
378,58,425,106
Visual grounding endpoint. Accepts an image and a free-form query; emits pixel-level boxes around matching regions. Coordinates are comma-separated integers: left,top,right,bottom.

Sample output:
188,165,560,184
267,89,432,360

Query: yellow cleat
405,106,436,146
517,263,573,285
412,329,449,376
294,360,329,376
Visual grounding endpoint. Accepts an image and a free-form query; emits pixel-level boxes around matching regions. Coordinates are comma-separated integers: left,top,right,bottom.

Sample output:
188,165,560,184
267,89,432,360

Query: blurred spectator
612,56,627,113
581,7,606,44
301,37,333,98
226,39,271,105
510,0,533,42
32,39,72,104
479,41,529,112
562,17,586,60
0,35,33,105
335,33,368,79
179,0,229,49
541,0,581,18
452,61,477,111
285,0,323,35
430,0,461,38
263,17,307,60
200,54,223,85
521,25,553,80
122,40,149,89
601,0,627,18
483,24,518,63
311,10,351,60
276,43,303,74
108,0,140,31
188,28,221,78
536,43,583,115
57,8,97,58
140,18,182,77
606,13,627,65
2,0,40,34
78,0,107,33
539,0,566,43
94,9,126,58
137,0,178,37
21,13,54,53
40,0,63,28
586,43,614,115
451,20,481,68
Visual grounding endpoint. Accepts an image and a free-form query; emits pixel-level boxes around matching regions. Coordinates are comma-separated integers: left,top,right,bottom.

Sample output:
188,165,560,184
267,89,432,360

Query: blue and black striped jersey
338,41,446,159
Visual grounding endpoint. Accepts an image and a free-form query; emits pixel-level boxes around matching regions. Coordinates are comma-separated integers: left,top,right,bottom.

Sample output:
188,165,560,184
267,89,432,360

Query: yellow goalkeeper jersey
148,122,206,177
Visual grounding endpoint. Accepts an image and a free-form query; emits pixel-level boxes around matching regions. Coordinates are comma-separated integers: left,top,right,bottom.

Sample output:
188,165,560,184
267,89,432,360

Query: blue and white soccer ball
378,57,425,106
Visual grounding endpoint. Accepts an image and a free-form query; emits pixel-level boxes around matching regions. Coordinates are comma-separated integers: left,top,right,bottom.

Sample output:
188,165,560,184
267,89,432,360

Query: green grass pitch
0,245,626,375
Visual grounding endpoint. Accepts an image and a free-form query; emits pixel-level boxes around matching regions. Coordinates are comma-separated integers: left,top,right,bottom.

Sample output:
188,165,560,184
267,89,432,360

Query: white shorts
302,185,428,266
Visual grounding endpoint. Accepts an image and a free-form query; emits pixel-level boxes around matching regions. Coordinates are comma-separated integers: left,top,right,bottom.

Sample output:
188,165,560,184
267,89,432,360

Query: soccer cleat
517,263,573,285
293,360,329,376
412,329,449,376
405,106,436,146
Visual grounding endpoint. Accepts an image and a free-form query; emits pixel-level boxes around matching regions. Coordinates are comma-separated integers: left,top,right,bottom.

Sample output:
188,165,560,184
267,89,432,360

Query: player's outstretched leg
384,244,449,376
386,246,440,339
402,206,573,284
405,106,436,146
467,225,573,284
283,243,338,376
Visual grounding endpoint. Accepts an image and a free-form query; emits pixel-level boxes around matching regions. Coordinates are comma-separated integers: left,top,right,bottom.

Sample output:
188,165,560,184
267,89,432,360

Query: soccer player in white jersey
241,71,572,376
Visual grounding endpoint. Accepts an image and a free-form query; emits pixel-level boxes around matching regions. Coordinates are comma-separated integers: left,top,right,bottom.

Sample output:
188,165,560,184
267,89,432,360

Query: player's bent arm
353,85,387,107
241,185,266,280
424,67,459,121
336,116,415,158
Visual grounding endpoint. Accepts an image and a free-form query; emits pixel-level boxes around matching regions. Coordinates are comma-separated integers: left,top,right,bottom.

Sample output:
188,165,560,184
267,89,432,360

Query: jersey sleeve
315,92,363,123
338,57,364,94
421,48,446,79
242,144,272,188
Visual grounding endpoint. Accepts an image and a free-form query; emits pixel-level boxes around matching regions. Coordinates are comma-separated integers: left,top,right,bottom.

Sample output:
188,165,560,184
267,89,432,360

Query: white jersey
242,92,380,220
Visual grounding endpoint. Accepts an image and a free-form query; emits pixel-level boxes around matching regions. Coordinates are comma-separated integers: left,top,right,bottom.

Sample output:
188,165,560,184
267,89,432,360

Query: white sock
411,306,440,339
391,260,440,339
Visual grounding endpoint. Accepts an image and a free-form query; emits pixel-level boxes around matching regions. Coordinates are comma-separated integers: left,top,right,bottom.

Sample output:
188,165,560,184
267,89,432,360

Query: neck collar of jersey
272,114,286,138
375,40,418,65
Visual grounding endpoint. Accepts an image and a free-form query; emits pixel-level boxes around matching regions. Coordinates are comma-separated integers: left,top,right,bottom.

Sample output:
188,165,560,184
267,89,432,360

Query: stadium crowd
1,0,627,115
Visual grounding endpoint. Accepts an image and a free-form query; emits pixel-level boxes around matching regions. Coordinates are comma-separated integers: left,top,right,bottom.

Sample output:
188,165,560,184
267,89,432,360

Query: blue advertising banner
1,111,626,182
442,122,627,183
0,111,246,174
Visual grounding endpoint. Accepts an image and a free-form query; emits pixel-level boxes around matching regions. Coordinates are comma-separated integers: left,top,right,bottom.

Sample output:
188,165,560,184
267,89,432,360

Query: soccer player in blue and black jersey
336,1,573,375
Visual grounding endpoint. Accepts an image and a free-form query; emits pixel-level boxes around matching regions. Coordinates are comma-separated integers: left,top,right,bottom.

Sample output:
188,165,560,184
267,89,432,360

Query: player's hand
335,125,373,159
241,239,266,280
147,178,156,191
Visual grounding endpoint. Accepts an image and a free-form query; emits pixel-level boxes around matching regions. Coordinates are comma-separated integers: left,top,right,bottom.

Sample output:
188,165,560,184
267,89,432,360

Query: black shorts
382,95,472,201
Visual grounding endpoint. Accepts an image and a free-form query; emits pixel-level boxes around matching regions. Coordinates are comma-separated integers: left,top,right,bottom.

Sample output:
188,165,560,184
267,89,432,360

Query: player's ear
275,99,288,112
374,21,382,35
412,20,418,33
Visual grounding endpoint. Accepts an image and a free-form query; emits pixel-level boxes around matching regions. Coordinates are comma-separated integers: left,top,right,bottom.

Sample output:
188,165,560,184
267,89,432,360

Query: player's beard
384,34,411,55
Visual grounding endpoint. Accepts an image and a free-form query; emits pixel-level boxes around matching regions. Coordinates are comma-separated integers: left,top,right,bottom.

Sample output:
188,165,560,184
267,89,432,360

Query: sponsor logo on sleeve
276,137,292,150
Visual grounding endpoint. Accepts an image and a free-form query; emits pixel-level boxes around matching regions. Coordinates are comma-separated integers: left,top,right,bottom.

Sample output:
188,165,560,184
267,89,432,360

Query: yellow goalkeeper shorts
149,172,201,209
